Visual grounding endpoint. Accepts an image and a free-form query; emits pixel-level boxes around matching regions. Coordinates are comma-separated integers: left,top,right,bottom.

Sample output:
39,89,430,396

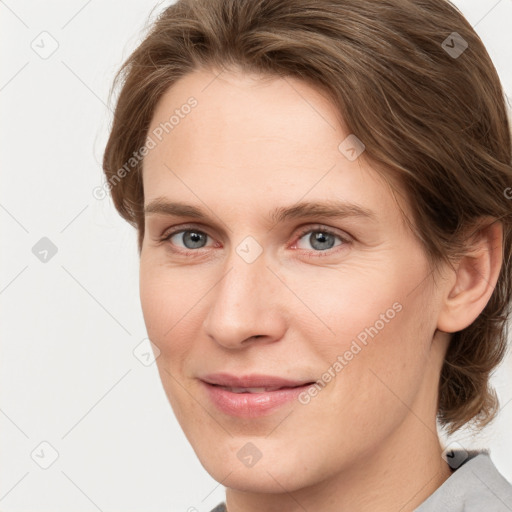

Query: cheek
294,258,433,404
139,261,224,383
285,264,405,353
292,284,432,464
139,272,168,342
139,262,194,356
139,263,203,422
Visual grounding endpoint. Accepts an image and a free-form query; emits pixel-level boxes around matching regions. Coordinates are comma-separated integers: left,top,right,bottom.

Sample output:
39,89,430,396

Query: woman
102,0,512,510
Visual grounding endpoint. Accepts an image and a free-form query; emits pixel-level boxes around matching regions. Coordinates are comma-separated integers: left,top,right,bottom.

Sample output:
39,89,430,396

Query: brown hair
102,0,512,435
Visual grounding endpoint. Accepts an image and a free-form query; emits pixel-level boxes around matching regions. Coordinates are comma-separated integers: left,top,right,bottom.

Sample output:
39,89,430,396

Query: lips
198,372,317,417
200,372,316,390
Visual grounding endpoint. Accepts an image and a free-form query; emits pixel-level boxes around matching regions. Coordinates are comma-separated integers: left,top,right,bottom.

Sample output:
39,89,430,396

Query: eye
293,226,349,255
161,227,213,251
159,224,350,257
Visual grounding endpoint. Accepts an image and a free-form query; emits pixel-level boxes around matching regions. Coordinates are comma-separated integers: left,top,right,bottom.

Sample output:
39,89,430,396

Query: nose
202,244,287,350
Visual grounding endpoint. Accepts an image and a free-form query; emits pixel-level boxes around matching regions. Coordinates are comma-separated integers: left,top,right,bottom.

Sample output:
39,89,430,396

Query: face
139,67,449,494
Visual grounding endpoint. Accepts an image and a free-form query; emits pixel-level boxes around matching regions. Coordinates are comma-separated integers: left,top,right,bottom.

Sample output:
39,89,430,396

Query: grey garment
209,504,227,512
209,450,512,512
415,450,512,511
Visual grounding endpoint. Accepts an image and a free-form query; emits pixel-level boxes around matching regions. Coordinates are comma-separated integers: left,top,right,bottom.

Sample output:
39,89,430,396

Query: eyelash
158,224,351,258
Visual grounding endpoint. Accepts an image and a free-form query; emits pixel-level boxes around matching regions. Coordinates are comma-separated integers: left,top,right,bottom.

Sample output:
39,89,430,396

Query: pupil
184,231,205,248
311,232,334,250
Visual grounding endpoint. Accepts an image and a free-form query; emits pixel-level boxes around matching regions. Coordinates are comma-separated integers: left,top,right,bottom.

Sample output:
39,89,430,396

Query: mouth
200,372,317,389
208,383,316,394
199,377,318,418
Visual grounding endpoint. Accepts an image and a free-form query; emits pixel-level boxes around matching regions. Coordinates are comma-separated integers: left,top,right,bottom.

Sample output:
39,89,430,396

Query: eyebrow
144,197,377,225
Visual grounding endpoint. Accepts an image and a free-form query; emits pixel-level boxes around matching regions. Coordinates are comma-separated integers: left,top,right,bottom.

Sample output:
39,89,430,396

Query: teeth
221,386,283,393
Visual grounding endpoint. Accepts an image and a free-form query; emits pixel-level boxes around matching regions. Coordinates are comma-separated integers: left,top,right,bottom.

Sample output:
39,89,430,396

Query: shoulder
415,450,512,511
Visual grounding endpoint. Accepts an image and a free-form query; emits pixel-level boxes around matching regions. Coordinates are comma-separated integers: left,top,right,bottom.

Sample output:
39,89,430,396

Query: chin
206,461,305,494
194,437,321,494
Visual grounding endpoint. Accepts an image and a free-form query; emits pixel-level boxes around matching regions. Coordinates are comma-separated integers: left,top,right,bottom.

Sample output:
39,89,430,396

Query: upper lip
200,373,316,388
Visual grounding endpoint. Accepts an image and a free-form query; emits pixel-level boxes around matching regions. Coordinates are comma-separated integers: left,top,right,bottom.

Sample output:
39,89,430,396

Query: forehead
142,68,409,229
145,68,344,163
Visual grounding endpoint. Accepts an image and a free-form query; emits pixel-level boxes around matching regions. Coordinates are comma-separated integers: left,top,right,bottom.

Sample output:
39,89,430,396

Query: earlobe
437,218,503,334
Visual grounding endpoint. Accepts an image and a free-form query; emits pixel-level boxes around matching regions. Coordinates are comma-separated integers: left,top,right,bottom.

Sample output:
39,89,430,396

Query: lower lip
201,381,314,418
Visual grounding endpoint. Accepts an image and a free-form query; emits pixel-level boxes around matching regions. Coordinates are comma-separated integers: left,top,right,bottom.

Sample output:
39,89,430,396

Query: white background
1,0,511,510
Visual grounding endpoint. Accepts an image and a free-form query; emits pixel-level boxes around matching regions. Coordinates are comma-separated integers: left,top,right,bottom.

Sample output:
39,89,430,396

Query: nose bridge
203,239,285,347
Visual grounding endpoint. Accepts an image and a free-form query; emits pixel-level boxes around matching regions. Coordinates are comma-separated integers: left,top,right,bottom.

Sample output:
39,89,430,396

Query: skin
139,66,503,512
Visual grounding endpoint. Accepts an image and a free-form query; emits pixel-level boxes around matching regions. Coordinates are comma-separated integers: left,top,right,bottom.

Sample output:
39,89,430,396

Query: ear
437,218,503,334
